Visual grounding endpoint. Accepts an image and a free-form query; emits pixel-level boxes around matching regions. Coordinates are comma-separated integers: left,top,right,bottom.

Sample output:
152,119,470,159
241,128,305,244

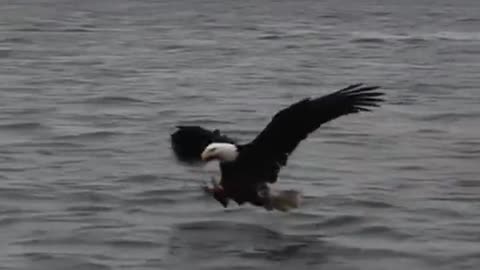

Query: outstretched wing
170,126,236,163
236,84,384,183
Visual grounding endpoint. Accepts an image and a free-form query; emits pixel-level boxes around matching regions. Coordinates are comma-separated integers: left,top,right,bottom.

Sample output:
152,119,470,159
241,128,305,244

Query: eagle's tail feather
268,189,302,212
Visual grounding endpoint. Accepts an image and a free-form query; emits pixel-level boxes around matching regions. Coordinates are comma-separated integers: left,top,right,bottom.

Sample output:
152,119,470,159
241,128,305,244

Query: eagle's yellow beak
201,151,211,161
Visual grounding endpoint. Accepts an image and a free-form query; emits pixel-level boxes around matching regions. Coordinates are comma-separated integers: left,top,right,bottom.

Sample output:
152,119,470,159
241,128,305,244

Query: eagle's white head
201,143,238,162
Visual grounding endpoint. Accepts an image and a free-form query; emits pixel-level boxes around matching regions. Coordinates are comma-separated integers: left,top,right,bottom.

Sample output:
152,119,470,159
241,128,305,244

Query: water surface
1,0,479,269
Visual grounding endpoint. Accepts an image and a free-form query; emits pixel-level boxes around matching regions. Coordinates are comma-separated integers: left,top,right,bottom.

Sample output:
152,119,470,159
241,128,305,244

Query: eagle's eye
209,147,217,152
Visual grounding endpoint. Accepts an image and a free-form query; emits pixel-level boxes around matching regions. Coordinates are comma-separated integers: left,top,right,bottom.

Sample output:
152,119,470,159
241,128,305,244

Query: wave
0,122,46,130
0,37,33,44
21,253,111,270
318,214,365,228
350,31,427,44
124,187,190,205
351,31,480,44
417,111,480,121
352,224,413,240
117,174,159,183
175,220,282,234
434,31,480,41
83,96,147,105
175,118,234,127
55,131,122,141
104,238,162,248
13,26,95,33
258,34,282,40
66,205,113,213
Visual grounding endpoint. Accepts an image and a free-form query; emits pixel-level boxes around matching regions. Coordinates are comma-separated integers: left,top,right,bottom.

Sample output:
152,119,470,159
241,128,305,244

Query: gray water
1,0,479,269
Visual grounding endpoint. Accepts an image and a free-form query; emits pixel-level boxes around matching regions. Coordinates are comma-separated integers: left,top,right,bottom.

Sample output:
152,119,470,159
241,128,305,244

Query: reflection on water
167,221,327,269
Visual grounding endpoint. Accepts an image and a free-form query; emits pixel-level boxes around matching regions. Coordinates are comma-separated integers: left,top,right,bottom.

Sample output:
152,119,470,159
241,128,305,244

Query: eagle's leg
202,177,221,193
210,177,221,188
202,182,214,194
202,177,229,208
256,184,273,211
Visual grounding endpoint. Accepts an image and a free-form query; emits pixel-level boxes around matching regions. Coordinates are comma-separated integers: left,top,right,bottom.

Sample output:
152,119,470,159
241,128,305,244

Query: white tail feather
268,189,302,212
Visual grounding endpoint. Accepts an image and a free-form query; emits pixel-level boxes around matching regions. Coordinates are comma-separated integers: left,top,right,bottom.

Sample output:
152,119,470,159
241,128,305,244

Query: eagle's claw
202,181,214,194
210,177,220,188
202,177,223,195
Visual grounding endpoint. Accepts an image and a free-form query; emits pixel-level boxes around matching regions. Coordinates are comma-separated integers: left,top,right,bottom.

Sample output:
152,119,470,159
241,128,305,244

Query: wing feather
236,83,384,183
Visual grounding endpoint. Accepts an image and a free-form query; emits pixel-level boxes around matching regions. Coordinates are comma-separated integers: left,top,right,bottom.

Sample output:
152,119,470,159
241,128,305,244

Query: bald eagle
171,84,384,211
